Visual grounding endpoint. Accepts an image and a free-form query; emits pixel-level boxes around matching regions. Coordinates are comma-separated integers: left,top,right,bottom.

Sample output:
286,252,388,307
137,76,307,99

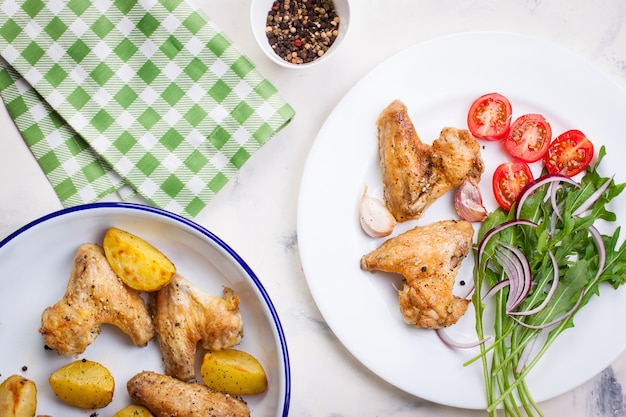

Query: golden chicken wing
150,274,244,381
127,371,249,417
40,243,155,355
377,99,484,222
360,220,474,329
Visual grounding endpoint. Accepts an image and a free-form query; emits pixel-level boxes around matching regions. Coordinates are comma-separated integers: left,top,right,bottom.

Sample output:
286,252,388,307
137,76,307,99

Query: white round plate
297,31,626,409
0,202,290,416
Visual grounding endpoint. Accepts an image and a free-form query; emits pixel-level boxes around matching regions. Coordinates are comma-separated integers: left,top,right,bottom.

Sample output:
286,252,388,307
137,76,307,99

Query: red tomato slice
504,114,552,162
467,93,512,140
544,129,594,177
492,161,534,211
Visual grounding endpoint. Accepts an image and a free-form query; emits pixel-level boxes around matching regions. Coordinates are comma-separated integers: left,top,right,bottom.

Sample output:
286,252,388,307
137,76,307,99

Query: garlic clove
360,186,397,238
455,178,488,222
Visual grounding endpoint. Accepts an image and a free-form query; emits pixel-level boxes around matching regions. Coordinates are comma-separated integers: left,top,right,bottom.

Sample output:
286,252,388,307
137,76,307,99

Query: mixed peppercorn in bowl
250,0,350,68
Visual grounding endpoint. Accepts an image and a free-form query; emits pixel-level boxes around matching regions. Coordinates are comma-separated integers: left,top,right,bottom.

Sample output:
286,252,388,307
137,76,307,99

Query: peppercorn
265,0,340,64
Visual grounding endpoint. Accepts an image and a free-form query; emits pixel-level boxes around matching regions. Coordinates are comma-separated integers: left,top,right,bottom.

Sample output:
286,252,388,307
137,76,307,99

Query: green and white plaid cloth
0,0,295,217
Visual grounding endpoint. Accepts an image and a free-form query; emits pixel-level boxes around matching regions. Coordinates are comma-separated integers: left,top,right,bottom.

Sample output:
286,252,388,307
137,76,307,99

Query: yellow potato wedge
113,404,155,417
0,375,37,417
49,359,114,409
200,349,268,395
103,227,176,292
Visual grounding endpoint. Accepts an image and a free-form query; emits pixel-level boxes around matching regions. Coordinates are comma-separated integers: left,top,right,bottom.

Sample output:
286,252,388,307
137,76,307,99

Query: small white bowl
250,0,350,69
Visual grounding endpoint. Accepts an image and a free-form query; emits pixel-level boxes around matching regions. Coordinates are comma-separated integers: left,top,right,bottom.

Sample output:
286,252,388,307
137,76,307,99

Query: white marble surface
2,1,626,416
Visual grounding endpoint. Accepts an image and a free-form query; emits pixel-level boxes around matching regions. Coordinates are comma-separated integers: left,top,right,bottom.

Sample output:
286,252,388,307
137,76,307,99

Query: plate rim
297,30,626,409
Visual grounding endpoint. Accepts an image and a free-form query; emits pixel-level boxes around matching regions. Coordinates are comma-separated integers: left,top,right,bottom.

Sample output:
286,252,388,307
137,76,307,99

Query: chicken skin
40,243,155,355
377,100,484,222
127,371,250,417
150,274,244,381
360,220,474,329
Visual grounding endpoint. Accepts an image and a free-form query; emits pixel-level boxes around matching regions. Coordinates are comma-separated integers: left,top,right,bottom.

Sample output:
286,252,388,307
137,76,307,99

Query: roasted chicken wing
127,371,250,417
150,274,244,381
360,220,474,329
40,243,155,355
377,100,484,222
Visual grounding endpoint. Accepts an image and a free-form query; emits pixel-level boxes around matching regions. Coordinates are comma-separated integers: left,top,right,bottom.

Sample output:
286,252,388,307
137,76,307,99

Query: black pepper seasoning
265,0,340,64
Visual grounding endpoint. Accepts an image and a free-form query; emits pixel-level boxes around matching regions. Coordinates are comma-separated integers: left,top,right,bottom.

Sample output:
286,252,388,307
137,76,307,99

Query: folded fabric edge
0,0,297,218
0,58,132,207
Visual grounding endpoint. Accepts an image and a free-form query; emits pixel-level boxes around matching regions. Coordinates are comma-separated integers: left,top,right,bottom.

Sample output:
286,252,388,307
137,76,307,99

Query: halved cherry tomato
504,114,552,162
492,161,534,211
543,129,594,177
467,93,513,140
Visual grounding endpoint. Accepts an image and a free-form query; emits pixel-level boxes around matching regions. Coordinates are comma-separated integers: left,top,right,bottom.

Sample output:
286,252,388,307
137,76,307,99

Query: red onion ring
436,328,489,349
516,174,579,220
572,176,614,217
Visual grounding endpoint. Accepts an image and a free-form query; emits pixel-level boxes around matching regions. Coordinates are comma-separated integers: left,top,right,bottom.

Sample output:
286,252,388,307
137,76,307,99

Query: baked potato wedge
200,349,268,395
49,359,114,409
113,404,155,417
0,375,37,417
103,227,176,292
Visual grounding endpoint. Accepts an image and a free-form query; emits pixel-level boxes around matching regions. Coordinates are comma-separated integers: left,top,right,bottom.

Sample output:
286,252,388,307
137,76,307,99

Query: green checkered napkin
0,0,295,217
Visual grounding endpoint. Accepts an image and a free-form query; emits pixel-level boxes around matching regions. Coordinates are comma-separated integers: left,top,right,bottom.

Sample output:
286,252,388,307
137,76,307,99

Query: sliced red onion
495,243,532,313
511,289,585,330
550,183,565,221
493,250,522,308
509,250,560,316
515,174,579,220
588,225,607,287
572,176,614,217
483,279,510,300
477,220,537,271
436,328,489,349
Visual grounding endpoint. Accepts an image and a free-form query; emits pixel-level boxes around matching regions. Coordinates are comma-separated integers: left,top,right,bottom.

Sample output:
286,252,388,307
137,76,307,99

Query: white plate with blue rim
0,202,290,416
298,31,626,409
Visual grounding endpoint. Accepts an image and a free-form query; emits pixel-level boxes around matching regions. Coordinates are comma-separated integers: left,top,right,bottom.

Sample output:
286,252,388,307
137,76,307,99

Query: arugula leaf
471,146,626,416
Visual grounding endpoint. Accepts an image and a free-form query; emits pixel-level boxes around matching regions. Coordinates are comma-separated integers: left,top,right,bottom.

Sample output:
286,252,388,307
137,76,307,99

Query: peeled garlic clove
360,186,397,238
455,178,488,222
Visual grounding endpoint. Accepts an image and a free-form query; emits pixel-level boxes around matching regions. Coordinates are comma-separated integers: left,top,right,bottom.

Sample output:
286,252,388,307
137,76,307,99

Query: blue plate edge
0,201,291,417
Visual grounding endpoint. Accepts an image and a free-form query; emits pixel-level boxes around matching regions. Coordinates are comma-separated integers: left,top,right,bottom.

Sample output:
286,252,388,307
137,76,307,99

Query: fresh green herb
469,146,626,416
